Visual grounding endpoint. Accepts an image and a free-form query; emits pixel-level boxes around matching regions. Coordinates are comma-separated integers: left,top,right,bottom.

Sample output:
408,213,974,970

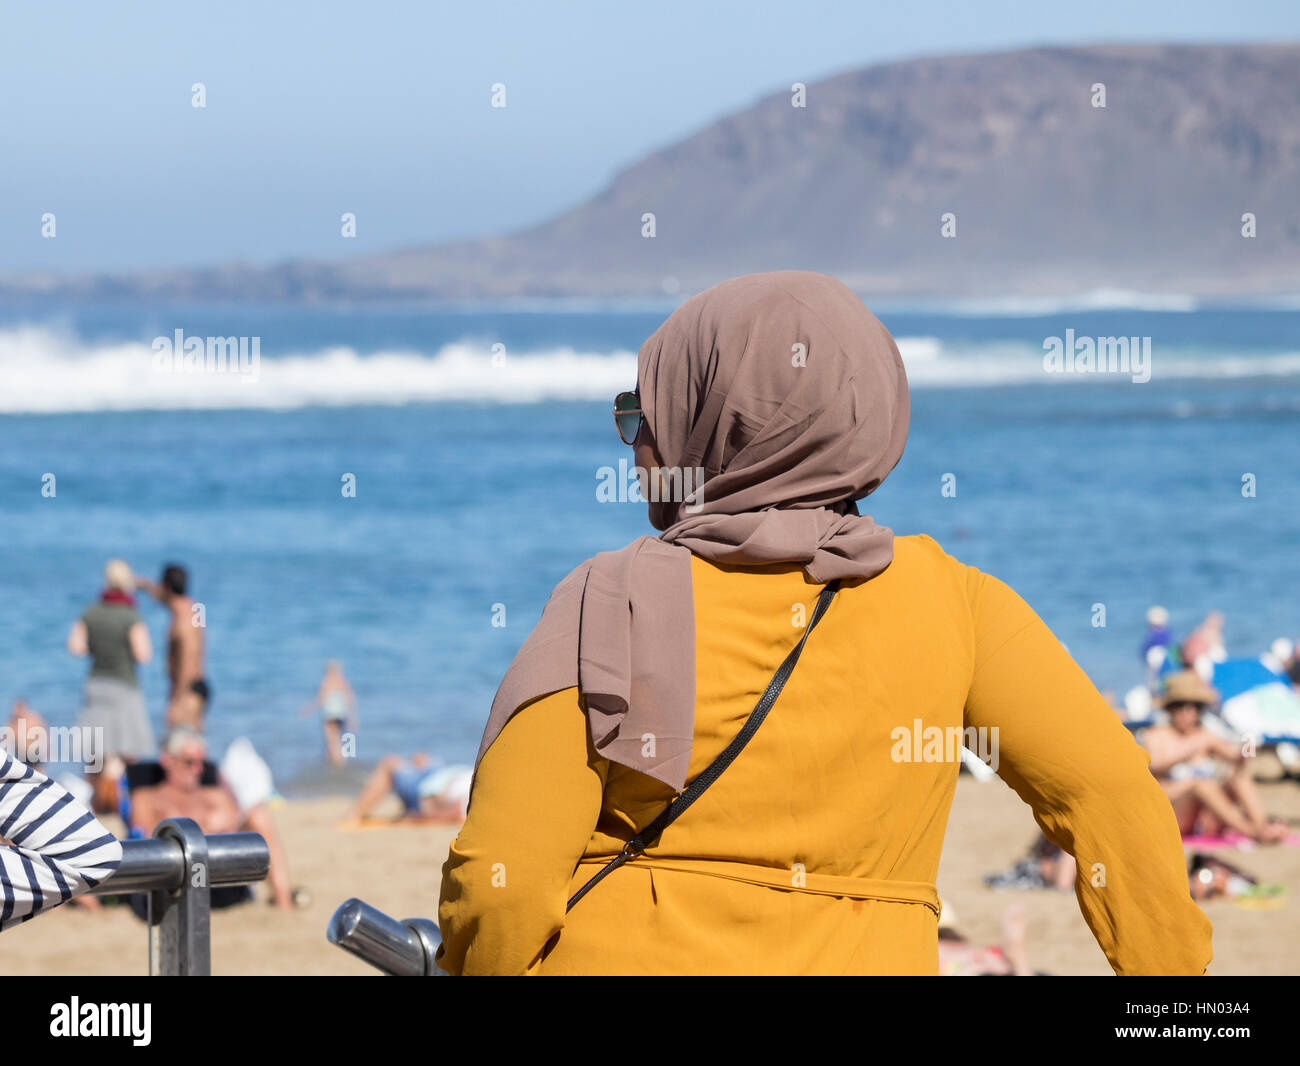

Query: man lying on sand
131,727,301,909
984,832,1077,891
339,754,472,828
1143,670,1288,843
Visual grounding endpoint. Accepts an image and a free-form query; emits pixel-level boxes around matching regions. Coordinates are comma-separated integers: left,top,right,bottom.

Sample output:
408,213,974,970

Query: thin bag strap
566,579,841,912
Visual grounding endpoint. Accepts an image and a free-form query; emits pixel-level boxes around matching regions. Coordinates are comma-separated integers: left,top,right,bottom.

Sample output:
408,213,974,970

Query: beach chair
124,759,219,793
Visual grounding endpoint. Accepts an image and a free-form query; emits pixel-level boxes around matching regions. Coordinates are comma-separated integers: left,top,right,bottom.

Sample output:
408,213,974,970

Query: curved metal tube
328,898,445,976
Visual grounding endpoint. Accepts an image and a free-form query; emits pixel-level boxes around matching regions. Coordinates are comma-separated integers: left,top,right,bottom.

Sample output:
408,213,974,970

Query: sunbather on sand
1144,671,1288,844
340,754,472,827
130,727,301,909
984,832,1077,890
1187,853,1262,902
936,901,1037,976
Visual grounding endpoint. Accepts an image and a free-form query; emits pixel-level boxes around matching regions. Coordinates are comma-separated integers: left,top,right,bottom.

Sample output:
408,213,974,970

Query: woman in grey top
67,559,156,764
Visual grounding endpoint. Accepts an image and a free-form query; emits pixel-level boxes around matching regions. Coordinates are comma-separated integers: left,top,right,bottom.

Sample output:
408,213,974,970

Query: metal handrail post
153,818,212,976
82,825,269,976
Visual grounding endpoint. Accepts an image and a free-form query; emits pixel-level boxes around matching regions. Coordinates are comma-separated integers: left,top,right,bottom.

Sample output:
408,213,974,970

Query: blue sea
1,299,1298,790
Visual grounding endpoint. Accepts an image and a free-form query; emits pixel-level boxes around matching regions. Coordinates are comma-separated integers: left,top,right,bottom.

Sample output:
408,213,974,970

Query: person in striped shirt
0,748,123,931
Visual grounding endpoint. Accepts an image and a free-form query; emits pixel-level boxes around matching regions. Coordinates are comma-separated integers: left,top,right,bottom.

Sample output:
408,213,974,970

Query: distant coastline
7,43,1300,305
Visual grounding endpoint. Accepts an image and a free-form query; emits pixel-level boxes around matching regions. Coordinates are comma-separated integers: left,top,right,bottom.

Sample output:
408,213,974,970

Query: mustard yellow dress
437,535,1213,974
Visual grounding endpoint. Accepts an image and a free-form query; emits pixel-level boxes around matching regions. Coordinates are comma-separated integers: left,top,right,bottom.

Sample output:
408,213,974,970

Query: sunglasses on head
613,389,644,445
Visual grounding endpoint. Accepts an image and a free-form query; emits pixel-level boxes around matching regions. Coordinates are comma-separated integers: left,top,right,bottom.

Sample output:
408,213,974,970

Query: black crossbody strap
567,579,841,912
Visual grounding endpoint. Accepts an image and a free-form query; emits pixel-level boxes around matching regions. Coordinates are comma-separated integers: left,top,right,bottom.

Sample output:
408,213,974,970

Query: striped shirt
0,750,122,931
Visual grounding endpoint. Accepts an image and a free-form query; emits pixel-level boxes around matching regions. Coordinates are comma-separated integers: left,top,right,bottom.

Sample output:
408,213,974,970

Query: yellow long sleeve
436,690,604,975
962,565,1213,974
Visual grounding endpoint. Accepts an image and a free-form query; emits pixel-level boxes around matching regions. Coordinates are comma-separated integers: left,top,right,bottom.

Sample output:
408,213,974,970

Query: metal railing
88,816,270,976
328,898,445,975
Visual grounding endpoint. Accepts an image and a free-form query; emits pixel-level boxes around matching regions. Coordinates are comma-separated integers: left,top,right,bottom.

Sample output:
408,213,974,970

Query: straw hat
1156,669,1219,709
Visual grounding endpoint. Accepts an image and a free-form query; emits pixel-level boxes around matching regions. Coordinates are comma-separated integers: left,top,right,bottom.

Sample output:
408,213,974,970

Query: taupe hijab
476,271,910,791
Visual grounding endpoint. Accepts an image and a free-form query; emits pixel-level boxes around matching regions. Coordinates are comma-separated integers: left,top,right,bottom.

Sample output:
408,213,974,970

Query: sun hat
1156,669,1219,709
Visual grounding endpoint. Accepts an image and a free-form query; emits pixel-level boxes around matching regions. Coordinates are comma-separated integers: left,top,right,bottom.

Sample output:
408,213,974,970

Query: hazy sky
3,0,1298,273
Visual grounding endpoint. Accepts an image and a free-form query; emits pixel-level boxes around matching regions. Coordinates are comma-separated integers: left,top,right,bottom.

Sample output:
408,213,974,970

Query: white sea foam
899,339,1300,386
0,325,638,412
926,289,1202,315
0,326,1297,412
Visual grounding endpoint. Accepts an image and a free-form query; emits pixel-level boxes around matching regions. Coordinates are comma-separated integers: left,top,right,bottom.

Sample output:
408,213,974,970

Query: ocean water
1,302,1297,789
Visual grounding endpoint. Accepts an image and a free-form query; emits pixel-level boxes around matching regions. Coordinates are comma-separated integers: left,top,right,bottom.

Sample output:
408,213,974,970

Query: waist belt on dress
573,855,940,914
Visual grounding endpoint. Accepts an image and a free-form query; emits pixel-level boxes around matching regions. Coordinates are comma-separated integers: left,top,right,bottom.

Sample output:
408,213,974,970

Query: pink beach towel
1182,829,1300,851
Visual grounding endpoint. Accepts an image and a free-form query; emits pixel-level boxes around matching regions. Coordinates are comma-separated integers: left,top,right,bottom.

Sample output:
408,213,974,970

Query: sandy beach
2,770,1296,976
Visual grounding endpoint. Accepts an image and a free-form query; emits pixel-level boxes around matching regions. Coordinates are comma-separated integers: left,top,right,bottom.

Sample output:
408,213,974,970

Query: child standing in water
301,661,357,767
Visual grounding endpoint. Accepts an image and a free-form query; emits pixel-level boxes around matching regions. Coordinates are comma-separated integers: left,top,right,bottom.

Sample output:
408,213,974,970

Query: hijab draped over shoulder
475,271,910,791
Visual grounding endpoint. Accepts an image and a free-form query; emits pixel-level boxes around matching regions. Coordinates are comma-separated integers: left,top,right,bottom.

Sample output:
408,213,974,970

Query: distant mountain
10,43,1300,303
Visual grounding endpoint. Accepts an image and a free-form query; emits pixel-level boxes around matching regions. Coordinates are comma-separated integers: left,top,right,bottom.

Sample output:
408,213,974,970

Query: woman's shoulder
888,534,998,604
894,535,1043,636
891,533,970,576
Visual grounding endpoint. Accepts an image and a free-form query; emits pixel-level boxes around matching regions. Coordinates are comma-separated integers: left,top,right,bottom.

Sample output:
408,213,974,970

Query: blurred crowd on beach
1,558,473,920
967,605,1300,973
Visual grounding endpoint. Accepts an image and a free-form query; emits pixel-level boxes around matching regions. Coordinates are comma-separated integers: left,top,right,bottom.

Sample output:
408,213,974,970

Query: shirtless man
136,564,209,726
1143,670,1287,843
131,728,297,909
